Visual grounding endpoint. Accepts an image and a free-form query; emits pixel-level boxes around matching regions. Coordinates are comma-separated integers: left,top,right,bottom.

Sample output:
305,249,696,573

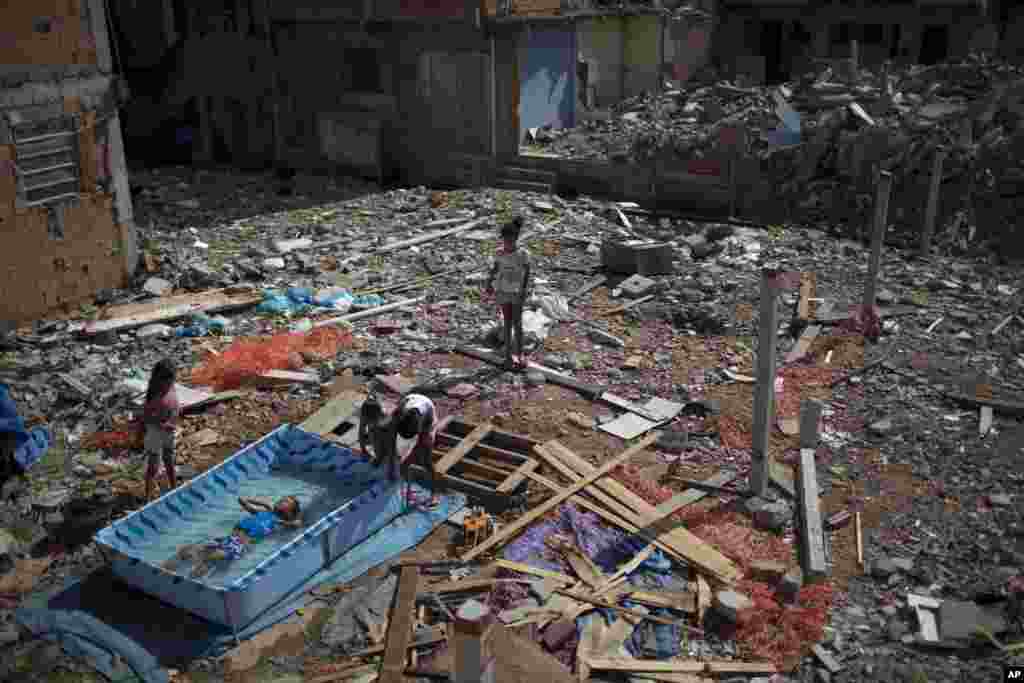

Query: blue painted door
519,25,576,135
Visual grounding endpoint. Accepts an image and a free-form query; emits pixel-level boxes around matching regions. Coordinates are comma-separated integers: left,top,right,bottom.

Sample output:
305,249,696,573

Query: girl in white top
485,216,532,369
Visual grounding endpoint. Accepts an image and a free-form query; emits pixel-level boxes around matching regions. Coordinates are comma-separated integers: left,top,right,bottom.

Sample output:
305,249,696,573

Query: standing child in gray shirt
485,216,532,369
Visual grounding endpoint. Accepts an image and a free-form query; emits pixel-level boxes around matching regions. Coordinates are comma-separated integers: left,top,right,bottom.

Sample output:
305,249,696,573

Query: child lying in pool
162,496,303,578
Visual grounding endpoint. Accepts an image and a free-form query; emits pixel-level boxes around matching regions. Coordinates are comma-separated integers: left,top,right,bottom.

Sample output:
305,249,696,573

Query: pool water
132,465,381,588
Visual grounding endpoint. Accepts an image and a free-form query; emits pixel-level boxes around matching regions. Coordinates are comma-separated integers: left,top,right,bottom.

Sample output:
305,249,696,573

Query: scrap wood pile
317,434,835,682
533,54,1024,247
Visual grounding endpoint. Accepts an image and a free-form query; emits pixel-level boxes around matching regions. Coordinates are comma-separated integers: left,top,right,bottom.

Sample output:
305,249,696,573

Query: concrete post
750,269,781,498
863,170,893,310
452,600,496,683
919,147,947,257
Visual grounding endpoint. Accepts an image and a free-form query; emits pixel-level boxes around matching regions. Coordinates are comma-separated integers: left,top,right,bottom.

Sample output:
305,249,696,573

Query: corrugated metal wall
518,24,576,133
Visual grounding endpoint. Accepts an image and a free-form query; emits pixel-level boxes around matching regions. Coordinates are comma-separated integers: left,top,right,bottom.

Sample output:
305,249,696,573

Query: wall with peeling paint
0,0,136,324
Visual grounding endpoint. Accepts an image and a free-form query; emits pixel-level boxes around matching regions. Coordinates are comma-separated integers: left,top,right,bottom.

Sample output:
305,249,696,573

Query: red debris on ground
190,327,352,390
736,579,836,670
80,430,141,451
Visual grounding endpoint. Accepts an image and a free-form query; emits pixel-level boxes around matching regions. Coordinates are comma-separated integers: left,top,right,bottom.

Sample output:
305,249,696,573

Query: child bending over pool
162,495,303,578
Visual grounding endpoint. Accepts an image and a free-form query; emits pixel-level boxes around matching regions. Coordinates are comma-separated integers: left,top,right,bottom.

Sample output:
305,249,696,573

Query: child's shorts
206,534,247,561
144,426,174,464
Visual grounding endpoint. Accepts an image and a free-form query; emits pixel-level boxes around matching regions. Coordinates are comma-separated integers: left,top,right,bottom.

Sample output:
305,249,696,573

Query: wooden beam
531,443,741,585
586,659,705,674
459,435,658,561
454,345,603,398
863,170,893,310
299,390,365,436
349,625,446,658
379,566,420,683
654,471,738,517
627,589,696,613
496,458,539,493
491,559,574,584
797,447,827,582
377,219,487,254
705,661,778,674
750,269,780,497
434,423,492,474
554,589,684,626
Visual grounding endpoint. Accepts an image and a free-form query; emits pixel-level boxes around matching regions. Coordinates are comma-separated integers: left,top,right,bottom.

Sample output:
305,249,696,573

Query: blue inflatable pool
93,425,403,633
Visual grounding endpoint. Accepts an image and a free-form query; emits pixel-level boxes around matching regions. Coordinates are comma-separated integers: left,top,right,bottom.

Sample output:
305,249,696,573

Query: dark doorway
890,23,902,59
919,24,949,65
761,20,785,84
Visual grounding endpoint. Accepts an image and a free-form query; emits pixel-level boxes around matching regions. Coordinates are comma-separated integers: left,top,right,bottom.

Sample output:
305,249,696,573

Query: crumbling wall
0,0,97,68
0,0,136,324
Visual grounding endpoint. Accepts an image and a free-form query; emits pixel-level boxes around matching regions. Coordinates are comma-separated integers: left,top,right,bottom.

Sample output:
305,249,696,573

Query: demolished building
0,0,137,325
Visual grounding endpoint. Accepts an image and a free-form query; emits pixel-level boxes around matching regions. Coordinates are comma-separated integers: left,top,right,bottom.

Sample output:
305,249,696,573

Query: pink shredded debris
735,579,837,670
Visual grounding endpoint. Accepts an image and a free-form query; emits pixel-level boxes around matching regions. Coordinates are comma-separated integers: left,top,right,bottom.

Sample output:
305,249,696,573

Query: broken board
533,441,741,585
83,288,262,336
300,390,366,437
406,417,541,511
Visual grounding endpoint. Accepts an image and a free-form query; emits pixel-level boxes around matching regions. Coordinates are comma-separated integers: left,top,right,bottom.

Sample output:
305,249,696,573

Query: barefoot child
485,216,532,369
163,496,303,578
140,359,179,501
392,393,440,509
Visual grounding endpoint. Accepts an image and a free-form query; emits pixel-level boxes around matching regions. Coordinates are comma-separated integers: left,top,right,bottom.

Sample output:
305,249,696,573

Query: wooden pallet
404,417,540,511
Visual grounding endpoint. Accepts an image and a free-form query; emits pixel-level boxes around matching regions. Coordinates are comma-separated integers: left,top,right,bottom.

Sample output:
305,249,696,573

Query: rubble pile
531,55,1024,251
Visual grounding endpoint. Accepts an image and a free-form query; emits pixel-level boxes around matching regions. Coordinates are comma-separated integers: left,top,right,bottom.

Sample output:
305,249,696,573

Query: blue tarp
15,609,168,683
37,487,465,668
0,382,50,472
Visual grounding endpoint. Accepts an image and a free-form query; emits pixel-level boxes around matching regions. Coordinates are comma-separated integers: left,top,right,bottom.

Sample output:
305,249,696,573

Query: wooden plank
627,590,696,613
525,469,701,589
376,218,486,254
784,324,821,364
247,370,321,387
349,624,446,658
459,435,658,562
586,659,705,674
444,419,541,454
537,442,741,584
454,345,603,399
705,661,778,674
436,433,529,467
653,470,738,518
696,576,711,622
555,589,682,626
83,288,262,335
492,559,574,584
434,423,492,474
496,457,539,493
379,566,420,683
797,447,827,582
300,390,366,436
